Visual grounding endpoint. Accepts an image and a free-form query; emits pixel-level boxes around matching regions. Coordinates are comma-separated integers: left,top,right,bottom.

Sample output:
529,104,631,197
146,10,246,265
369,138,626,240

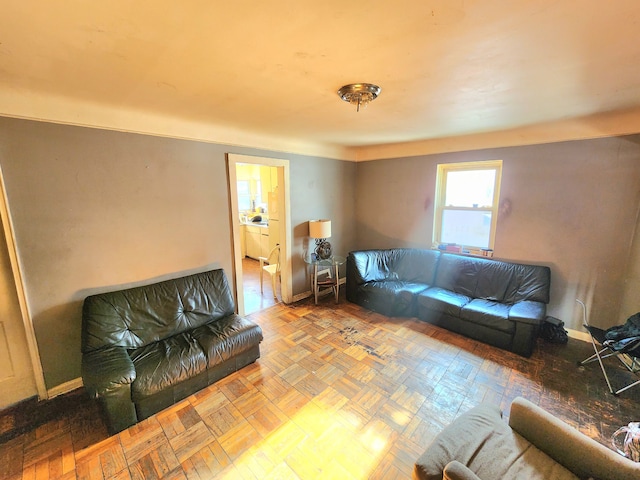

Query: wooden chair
259,244,280,299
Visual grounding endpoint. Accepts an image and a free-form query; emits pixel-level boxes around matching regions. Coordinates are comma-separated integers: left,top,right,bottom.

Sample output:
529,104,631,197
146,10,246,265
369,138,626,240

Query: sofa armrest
82,346,138,434
82,346,136,396
443,461,482,480
509,397,640,480
508,301,545,356
508,300,545,325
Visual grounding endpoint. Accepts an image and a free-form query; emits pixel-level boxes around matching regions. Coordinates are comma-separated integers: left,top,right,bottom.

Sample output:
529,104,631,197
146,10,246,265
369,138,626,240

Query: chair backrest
266,244,280,273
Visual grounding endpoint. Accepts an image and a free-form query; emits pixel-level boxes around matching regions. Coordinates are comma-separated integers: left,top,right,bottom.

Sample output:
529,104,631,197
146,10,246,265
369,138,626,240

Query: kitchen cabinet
240,225,247,258
260,231,270,257
245,225,260,259
245,224,269,260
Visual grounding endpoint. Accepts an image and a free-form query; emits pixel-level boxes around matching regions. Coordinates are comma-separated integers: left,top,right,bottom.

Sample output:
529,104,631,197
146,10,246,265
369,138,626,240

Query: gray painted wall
355,135,640,331
1,114,639,392
0,117,356,389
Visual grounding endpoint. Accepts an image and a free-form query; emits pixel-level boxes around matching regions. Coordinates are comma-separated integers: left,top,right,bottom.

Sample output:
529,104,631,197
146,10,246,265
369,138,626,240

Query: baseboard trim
47,377,83,399
291,277,346,303
292,291,312,302
566,328,590,343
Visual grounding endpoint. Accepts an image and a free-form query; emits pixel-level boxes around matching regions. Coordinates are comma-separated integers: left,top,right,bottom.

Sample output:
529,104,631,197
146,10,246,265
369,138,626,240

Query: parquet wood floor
2,296,639,479
242,257,280,315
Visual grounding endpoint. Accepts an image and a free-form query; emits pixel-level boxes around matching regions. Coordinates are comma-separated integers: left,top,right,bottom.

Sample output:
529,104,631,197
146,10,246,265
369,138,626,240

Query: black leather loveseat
346,249,550,357
81,269,263,434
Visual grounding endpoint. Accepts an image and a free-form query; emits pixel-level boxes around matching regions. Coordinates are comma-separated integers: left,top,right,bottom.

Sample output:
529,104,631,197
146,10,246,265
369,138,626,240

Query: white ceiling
2,0,640,160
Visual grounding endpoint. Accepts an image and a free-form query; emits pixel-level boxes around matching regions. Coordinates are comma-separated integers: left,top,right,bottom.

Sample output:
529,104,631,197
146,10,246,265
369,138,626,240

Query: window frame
433,160,503,251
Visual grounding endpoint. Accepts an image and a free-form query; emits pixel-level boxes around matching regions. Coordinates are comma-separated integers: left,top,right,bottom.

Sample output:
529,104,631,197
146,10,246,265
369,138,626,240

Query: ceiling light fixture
337,83,381,112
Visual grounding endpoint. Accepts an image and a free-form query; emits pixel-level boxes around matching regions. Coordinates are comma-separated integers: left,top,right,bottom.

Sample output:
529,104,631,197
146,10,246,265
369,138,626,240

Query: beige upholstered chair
414,397,640,480
259,244,280,299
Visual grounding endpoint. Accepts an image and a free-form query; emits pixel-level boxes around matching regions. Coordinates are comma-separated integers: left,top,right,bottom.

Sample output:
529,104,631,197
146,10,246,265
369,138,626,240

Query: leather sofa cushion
433,254,550,304
460,299,514,334
82,269,236,352
509,300,547,325
349,249,440,285
360,281,431,297
129,314,263,400
434,254,483,298
416,287,472,317
130,332,208,400
190,314,264,367
359,281,431,317
414,403,578,480
502,263,551,304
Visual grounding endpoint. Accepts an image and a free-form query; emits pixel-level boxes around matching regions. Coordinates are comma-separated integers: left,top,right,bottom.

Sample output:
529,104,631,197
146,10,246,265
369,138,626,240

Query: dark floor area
0,388,105,446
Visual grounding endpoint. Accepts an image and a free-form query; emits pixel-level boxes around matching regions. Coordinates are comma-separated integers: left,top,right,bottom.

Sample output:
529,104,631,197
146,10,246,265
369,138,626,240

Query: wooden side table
304,256,346,304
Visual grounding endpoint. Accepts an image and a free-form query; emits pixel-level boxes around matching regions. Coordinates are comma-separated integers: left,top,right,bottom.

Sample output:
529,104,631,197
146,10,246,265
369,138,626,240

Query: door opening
227,155,291,316
0,166,47,407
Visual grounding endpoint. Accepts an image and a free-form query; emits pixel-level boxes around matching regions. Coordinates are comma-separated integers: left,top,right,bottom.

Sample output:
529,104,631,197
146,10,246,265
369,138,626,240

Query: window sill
435,244,494,258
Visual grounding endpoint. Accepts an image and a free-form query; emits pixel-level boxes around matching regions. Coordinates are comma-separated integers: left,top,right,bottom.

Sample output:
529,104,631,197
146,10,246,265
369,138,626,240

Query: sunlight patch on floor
225,400,388,479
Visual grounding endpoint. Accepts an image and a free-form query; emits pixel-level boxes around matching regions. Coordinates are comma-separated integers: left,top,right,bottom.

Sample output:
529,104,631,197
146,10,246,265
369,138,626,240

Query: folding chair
577,299,640,395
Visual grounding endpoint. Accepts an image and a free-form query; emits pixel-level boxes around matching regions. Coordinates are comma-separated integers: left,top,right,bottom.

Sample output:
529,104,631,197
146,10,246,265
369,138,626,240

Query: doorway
0,167,47,408
227,154,291,316
241,256,280,314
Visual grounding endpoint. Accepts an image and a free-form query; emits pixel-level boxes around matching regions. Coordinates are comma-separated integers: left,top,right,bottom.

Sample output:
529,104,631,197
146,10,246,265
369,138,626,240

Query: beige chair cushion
413,403,578,480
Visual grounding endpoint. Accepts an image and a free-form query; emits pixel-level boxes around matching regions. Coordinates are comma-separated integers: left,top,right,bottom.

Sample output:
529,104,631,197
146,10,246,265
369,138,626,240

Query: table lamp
309,219,332,259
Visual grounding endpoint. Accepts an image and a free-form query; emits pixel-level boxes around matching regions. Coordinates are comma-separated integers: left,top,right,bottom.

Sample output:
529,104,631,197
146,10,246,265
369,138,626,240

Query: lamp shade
309,219,331,239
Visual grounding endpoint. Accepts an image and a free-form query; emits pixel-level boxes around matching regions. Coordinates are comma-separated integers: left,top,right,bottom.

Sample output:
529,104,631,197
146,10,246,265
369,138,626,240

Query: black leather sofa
346,249,550,357
81,269,263,434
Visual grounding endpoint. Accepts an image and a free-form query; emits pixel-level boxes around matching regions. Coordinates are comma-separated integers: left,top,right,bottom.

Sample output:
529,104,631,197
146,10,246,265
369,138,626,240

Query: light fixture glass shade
309,219,331,239
337,83,381,112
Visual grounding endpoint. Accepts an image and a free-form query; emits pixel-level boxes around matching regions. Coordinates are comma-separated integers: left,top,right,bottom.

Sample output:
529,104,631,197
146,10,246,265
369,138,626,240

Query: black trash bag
605,312,640,341
604,312,640,354
541,316,568,344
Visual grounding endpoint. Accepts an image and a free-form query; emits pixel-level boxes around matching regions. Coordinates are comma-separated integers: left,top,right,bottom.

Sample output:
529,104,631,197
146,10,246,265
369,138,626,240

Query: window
237,179,261,212
433,160,502,251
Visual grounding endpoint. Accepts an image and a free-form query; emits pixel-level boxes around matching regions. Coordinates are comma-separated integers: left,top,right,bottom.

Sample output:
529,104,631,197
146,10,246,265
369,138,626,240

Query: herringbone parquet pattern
1,296,639,479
